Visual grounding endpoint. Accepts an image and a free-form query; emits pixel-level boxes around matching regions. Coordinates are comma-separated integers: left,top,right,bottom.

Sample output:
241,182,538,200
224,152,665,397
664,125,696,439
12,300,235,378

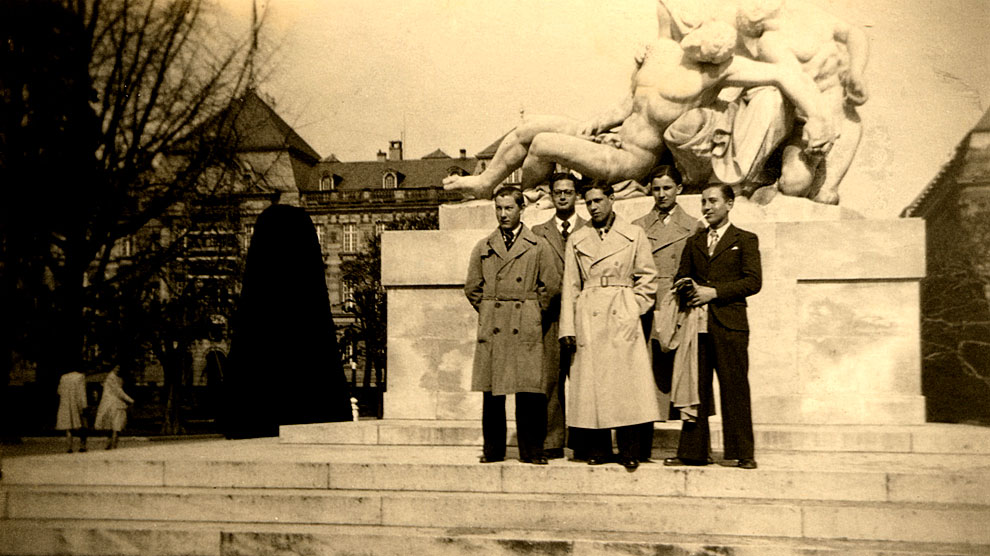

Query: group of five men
465,169,762,471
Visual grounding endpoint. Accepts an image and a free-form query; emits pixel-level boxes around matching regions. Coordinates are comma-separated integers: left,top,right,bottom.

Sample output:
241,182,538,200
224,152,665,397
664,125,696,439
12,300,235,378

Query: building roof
224,90,322,164
304,154,477,191
902,107,990,217
422,148,451,159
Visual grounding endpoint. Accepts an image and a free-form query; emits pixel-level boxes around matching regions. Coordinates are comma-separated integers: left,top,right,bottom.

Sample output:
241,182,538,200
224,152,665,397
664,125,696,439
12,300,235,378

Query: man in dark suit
633,166,699,461
666,184,762,469
532,173,587,460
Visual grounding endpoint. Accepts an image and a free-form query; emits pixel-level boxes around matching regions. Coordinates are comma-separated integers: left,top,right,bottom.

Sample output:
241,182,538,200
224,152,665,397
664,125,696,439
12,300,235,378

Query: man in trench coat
632,166,701,460
532,173,587,460
465,186,560,465
559,181,662,470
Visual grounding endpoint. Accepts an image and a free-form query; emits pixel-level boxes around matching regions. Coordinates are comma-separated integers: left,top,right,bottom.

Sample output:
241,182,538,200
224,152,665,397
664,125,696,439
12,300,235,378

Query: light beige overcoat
559,216,663,428
465,225,560,396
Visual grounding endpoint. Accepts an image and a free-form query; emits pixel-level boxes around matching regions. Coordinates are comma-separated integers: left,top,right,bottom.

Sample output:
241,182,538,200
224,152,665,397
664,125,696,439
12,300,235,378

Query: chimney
376,150,387,162
459,148,467,159
389,140,403,161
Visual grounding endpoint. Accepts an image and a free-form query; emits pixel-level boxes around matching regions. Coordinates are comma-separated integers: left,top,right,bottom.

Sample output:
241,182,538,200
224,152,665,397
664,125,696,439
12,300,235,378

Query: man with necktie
532,173,587,460
465,186,560,464
559,181,662,470
666,184,762,469
633,166,700,460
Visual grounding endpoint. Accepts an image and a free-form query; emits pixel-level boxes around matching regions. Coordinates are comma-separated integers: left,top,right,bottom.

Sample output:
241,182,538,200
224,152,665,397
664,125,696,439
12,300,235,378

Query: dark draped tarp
223,204,351,438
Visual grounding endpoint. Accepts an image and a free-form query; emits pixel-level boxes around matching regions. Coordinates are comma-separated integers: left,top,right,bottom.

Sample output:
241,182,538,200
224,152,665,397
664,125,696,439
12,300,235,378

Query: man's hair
581,179,614,198
649,165,683,185
549,172,578,188
494,185,525,207
680,20,737,64
704,183,736,201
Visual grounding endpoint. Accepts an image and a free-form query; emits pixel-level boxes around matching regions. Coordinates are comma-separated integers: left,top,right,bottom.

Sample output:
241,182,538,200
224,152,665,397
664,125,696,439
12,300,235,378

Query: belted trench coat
559,216,663,428
465,225,560,396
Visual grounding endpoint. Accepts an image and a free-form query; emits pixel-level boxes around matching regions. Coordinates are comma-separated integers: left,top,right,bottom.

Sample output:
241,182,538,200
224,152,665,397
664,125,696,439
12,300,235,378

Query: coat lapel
591,218,636,265
499,225,536,272
709,224,739,262
646,205,695,252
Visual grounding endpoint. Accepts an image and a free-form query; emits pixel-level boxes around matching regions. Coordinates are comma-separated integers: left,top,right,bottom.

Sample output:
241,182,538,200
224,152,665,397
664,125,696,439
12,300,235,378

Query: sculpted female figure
735,0,869,204
443,19,834,200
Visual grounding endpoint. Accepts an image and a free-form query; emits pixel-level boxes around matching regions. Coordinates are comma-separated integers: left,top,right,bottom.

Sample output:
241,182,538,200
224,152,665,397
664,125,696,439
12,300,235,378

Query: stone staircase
2,422,989,555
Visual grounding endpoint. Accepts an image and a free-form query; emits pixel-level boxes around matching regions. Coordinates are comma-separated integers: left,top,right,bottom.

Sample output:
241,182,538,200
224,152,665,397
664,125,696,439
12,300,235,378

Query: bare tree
1,0,267,434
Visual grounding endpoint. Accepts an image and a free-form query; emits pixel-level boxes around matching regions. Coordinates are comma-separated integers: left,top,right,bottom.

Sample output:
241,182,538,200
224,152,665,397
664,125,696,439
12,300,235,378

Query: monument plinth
382,195,926,426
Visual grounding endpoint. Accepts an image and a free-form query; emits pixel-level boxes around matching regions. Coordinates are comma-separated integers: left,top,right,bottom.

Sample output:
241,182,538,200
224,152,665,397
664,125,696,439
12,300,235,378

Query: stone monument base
382,195,926,426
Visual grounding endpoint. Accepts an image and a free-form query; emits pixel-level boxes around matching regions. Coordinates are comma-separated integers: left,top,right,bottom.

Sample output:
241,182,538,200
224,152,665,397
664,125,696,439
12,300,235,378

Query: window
383,172,397,189
342,223,358,252
341,281,355,311
243,225,254,250
375,222,387,235
319,175,334,191
315,225,325,249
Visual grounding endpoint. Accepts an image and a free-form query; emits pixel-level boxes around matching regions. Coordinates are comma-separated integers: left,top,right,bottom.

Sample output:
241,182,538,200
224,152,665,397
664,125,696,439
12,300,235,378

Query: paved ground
0,435,223,459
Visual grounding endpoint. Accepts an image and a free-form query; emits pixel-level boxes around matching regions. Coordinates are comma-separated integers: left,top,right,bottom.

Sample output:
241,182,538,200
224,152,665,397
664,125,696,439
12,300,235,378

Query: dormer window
319,175,335,191
383,172,397,189
447,167,467,178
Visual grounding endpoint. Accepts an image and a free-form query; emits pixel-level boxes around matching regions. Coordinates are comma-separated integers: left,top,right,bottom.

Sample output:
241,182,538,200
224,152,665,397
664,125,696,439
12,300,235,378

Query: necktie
707,229,719,256
503,230,514,250
560,220,570,241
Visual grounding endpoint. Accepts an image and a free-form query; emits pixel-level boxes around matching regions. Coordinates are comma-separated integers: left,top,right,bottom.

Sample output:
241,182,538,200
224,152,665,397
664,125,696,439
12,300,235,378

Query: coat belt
585,276,633,288
481,293,539,301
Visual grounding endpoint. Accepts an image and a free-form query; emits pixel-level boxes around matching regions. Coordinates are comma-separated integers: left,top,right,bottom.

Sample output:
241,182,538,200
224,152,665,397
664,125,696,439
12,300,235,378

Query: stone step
3,485,989,545
1,520,986,556
4,444,989,506
279,420,990,454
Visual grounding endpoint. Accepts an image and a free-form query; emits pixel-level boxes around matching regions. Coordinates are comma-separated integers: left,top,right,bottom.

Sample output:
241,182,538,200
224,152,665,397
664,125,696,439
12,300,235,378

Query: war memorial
2,1,990,554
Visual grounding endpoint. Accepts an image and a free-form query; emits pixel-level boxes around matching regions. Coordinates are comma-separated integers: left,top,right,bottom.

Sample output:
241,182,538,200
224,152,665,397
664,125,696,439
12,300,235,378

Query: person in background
94,366,134,450
55,369,88,453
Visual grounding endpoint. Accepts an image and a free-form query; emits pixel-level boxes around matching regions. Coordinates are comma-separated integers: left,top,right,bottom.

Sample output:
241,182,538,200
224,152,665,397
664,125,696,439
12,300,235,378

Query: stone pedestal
382,195,926,425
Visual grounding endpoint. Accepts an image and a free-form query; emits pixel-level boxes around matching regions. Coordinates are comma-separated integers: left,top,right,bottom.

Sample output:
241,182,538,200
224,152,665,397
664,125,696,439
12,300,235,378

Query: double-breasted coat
633,204,700,330
465,225,560,396
559,216,663,428
531,216,587,381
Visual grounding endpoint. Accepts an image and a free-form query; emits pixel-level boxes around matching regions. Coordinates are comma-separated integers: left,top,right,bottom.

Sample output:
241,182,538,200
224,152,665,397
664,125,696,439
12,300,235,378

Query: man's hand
689,285,717,307
560,336,576,351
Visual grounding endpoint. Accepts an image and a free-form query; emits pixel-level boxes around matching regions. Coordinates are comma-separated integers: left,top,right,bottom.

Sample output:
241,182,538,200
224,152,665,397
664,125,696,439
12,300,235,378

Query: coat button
493,328,500,334
516,277,522,282
512,329,518,334
612,310,617,315
515,302,521,309
592,311,599,317
494,302,501,308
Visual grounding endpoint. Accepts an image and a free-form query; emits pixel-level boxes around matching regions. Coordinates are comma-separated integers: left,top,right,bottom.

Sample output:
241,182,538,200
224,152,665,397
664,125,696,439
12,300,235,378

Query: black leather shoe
479,455,504,463
736,458,758,469
521,456,549,465
620,457,639,471
544,448,565,459
586,456,608,466
663,457,710,467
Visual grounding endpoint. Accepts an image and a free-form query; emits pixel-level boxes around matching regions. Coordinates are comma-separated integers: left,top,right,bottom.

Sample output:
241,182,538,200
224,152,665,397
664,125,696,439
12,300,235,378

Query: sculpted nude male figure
442,18,835,201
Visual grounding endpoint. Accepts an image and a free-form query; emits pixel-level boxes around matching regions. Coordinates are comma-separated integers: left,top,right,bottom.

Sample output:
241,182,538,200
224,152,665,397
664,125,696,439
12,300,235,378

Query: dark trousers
577,422,654,461
545,345,571,452
483,391,548,461
677,324,754,461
